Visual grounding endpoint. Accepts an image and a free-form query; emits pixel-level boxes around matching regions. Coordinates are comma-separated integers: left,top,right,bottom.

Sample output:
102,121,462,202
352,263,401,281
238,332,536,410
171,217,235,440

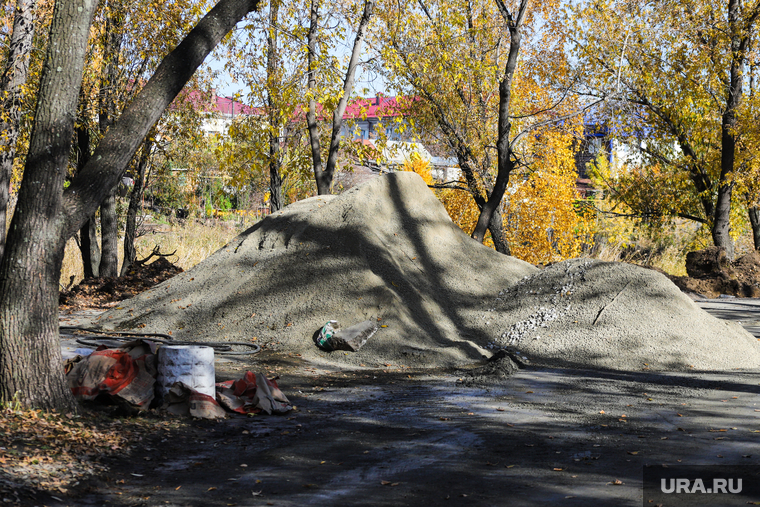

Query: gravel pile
484,259,760,371
98,173,760,372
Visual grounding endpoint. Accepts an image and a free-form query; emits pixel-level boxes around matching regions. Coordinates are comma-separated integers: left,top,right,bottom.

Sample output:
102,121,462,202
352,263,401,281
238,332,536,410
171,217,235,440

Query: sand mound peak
98,173,760,372
100,172,536,367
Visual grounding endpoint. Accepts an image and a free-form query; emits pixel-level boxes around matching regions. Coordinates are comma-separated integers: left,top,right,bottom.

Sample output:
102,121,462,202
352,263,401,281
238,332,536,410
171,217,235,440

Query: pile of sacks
64,341,290,419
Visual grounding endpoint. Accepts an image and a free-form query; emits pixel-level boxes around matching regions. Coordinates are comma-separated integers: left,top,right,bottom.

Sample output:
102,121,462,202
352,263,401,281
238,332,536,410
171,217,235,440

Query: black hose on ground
59,326,261,355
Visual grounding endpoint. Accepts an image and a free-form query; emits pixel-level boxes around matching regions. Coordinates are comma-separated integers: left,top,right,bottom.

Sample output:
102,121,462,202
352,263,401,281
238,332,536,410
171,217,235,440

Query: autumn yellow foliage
401,152,433,185
503,131,593,264
437,187,481,236
402,134,592,264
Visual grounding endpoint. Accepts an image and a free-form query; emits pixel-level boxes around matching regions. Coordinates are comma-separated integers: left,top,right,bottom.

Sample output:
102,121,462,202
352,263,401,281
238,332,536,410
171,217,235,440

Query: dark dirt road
42,351,758,507
18,299,758,507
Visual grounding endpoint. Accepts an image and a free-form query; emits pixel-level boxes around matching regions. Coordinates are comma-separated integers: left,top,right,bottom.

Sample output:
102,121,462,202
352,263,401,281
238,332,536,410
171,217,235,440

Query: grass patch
61,218,254,288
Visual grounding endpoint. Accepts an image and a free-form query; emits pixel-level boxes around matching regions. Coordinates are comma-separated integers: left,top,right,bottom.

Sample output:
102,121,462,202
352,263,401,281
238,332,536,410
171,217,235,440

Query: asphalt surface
53,299,760,507
696,297,760,339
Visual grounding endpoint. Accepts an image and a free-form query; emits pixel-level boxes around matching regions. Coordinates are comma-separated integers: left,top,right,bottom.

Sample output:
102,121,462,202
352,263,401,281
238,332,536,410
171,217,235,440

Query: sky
202,17,388,104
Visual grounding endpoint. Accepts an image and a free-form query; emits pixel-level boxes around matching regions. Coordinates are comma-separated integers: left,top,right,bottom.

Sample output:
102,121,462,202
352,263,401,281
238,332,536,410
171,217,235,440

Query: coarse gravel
486,258,760,371
97,172,760,373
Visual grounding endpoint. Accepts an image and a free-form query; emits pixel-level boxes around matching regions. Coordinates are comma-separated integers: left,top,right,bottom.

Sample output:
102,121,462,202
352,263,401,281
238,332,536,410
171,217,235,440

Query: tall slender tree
266,0,284,212
0,0,262,410
306,0,375,195
0,0,36,262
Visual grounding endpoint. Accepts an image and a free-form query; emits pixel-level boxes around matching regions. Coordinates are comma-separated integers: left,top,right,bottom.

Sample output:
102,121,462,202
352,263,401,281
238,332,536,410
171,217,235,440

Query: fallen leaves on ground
0,403,183,505
59,257,183,310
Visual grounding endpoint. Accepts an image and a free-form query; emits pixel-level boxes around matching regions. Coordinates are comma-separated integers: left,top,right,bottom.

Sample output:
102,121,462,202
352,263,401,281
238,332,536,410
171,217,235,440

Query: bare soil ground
666,247,760,298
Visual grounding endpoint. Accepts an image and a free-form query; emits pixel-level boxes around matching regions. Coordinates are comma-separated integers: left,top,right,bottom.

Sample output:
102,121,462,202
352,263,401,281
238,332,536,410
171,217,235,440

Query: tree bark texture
321,0,374,194
267,0,283,213
0,0,36,263
98,189,119,277
80,218,100,278
121,137,152,276
0,0,99,410
0,0,262,410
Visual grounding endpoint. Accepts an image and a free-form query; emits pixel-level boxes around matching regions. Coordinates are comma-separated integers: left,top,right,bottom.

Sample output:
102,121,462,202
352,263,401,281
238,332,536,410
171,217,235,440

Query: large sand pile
99,172,537,368
98,172,760,372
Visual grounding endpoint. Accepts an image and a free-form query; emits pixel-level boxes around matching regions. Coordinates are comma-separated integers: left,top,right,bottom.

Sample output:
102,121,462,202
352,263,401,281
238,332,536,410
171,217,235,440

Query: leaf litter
0,403,185,506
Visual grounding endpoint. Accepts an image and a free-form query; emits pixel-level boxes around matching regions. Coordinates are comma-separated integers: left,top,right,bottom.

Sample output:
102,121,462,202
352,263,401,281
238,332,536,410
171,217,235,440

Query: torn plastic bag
65,341,157,410
216,372,291,415
316,320,378,352
162,382,227,420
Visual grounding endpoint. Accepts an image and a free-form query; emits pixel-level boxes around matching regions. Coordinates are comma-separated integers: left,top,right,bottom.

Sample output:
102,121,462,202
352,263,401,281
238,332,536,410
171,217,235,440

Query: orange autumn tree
503,128,593,264
377,0,594,262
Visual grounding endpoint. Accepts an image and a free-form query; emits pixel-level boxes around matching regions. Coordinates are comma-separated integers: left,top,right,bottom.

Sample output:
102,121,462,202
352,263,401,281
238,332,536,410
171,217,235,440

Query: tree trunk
488,204,511,255
269,157,283,213
0,0,99,411
712,181,734,259
749,206,760,251
713,0,745,260
306,0,325,194
471,2,527,250
0,0,36,263
96,0,124,278
99,190,119,277
80,218,100,278
267,0,283,213
121,137,152,276
457,151,511,254
0,0,262,410
321,0,374,193
75,126,100,278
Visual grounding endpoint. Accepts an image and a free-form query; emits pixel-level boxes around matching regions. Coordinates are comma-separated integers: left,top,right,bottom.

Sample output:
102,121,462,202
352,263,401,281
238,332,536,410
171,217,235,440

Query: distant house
172,90,258,136
179,91,417,142
574,119,649,196
575,122,613,180
430,156,460,182
340,95,414,141
201,93,258,136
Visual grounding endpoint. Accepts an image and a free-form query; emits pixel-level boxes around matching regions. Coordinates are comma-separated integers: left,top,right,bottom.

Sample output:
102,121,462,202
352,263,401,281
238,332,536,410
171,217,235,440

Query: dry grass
60,218,252,288
585,217,760,277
